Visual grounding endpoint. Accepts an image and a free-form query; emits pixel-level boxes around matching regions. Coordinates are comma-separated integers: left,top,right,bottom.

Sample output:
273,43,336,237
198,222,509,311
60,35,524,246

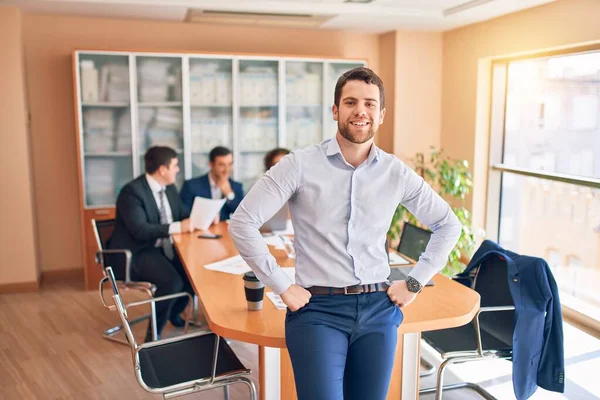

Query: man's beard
338,120,376,144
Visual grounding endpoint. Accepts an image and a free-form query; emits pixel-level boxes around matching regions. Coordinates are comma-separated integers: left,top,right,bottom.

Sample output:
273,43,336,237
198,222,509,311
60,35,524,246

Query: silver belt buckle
343,285,361,295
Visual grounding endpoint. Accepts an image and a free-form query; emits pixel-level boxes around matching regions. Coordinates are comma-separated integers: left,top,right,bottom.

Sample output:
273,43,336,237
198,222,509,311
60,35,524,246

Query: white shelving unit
74,50,365,208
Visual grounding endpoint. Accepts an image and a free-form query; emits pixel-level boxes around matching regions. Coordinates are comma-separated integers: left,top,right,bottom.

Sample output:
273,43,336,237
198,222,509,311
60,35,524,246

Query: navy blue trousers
285,291,403,400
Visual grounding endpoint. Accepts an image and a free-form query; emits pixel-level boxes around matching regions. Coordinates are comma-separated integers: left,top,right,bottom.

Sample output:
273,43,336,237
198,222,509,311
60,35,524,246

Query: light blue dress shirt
229,138,461,295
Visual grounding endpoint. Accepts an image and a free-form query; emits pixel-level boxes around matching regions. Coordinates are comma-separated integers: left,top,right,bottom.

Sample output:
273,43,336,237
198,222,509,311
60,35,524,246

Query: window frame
486,44,600,336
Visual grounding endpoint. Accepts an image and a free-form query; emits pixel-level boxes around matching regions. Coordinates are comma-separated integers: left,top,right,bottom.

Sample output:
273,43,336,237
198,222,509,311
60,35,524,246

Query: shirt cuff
262,267,294,295
407,261,438,287
169,222,181,234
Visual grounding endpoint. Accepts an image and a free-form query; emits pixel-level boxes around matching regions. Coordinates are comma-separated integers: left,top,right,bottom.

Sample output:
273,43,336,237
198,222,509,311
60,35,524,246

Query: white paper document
388,252,412,265
262,234,285,249
267,292,288,310
204,255,252,275
266,268,295,310
190,196,226,231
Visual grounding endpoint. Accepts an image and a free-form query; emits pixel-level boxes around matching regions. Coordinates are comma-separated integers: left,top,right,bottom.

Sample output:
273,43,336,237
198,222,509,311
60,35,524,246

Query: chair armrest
473,305,515,356
96,249,133,283
125,292,194,310
96,249,134,310
113,290,194,337
479,305,515,313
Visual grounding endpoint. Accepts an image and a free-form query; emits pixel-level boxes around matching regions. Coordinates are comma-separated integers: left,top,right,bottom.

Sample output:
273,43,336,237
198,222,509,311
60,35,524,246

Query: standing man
229,68,461,399
180,146,244,223
109,146,195,342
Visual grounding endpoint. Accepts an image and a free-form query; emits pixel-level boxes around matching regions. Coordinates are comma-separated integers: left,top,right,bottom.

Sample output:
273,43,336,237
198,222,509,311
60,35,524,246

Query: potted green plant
388,147,478,276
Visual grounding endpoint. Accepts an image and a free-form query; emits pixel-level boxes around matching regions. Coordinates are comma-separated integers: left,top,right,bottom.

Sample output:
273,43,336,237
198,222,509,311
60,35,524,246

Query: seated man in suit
180,146,244,222
109,146,195,342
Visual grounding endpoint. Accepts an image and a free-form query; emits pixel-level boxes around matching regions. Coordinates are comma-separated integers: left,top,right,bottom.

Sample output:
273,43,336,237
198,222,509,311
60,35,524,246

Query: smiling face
332,80,386,145
158,157,180,186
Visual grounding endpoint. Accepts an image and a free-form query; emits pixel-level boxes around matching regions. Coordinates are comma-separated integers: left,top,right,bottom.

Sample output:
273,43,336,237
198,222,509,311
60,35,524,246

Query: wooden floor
0,278,259,400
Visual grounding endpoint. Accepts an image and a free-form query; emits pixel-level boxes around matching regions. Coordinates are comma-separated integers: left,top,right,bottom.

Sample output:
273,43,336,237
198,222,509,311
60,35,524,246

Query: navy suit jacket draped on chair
180,173,244,221
456,240,565,400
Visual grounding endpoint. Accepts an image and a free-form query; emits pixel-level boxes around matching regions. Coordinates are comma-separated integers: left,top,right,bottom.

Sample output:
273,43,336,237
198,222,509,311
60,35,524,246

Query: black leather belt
307,282,390,295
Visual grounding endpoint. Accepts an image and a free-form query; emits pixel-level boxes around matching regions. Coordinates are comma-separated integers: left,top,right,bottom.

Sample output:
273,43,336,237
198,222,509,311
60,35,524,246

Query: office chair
92,218,159,344
394,222,436,377
419,254,515,400
104,265,257,400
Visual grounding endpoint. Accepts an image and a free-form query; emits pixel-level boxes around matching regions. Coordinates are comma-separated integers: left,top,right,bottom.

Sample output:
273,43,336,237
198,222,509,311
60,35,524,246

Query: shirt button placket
348,170,360,279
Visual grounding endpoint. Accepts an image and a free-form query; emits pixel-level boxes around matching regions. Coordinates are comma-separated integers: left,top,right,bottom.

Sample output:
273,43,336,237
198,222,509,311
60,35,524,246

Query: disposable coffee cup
243,271,265,311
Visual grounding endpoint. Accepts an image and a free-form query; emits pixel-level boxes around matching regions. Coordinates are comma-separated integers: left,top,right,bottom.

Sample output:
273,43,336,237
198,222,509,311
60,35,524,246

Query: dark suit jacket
109,175,189,270
180,173,244,221
456,240,565,400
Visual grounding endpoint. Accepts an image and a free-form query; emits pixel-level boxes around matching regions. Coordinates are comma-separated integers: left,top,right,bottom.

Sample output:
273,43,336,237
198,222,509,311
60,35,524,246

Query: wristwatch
406,276,423,294
226,192,235,201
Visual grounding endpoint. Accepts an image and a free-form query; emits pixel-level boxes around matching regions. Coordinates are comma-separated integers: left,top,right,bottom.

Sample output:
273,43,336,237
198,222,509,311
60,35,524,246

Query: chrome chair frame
105,266,257,400
419,306,515,400
92,218,159,344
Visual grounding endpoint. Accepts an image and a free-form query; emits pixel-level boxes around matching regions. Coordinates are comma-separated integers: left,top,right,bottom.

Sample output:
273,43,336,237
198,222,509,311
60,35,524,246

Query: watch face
407,277,422,293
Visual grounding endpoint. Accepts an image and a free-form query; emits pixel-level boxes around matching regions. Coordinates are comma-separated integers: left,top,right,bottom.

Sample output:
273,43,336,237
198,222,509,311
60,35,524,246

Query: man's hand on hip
387,280,417,308
280,284,312,312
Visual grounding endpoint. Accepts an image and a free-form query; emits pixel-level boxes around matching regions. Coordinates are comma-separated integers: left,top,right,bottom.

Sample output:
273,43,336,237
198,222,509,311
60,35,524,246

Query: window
488,49,600,323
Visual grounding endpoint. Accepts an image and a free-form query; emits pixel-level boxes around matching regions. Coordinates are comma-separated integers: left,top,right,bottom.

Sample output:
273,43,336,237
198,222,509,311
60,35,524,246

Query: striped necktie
158,189,174,260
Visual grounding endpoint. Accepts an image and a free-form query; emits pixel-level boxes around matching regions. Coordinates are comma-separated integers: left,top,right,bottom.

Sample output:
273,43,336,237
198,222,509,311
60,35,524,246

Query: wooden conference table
173,222,480,400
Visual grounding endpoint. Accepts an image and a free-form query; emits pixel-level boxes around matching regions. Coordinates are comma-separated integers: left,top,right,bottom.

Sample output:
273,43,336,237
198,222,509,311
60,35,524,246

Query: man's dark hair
209,146,232,163
334,67,385,110
144,146,178,174
264,148,290,171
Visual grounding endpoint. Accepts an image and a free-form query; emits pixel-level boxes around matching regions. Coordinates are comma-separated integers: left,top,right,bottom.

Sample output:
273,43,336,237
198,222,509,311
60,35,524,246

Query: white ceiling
3,0,556,33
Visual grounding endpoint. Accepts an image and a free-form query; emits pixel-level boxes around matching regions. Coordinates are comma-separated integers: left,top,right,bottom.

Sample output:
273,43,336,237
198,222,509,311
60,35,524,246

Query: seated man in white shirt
109,146,196,342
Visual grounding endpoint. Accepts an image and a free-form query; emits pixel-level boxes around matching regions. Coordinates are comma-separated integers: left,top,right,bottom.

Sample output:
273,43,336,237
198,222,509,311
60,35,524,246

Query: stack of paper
388,252,411,265
262,235,285,249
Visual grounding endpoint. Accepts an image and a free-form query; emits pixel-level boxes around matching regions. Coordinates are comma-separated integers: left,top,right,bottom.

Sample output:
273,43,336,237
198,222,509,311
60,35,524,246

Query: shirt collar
325,137,380,165
145,174,165,194
325,137,343,157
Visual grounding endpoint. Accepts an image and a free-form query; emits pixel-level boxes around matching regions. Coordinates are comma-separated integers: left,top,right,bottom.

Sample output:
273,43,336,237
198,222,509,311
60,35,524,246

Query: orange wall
377,32,397,154
377,31,443,163
21,14,381,272
393,31,442,161
0,6,39,284
442,0,600,233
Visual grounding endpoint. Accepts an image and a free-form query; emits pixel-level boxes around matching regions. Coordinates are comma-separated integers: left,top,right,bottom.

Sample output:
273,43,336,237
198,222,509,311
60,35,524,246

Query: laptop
260,204,289,233
397,222,432,261
388,222,435,286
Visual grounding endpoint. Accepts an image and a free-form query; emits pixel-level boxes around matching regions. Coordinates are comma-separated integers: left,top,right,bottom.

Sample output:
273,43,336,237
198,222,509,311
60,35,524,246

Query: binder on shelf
80,60,99,103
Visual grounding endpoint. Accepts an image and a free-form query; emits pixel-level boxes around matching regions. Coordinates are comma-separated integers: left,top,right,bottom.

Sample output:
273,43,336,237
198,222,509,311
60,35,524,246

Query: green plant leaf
387,147,476,277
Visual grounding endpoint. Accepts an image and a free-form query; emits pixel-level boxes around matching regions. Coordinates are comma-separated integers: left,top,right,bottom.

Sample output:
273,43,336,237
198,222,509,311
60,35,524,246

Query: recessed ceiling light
344,0,374,4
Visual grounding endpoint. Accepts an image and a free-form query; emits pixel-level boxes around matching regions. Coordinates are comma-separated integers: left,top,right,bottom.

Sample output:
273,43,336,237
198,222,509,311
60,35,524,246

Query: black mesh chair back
473,255,515,349
93,218,115,250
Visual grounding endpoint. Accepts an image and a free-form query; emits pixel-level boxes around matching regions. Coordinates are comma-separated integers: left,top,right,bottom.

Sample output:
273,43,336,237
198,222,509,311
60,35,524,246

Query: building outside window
488,49,600,323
